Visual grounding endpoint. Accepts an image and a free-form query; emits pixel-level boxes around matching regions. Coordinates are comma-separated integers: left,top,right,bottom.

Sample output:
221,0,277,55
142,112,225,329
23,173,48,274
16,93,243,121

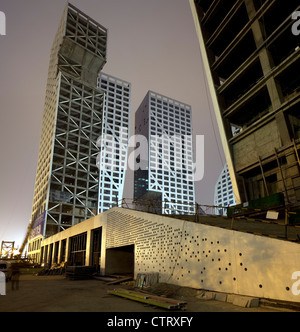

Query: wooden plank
108,290,178,310
115,288,187,306
106,276,133,285
147,295,187,306
109,288,187,309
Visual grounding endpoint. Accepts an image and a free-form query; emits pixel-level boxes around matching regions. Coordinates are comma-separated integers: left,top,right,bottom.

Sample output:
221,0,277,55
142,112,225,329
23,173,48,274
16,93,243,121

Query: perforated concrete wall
41,207,300,303
106,208,300,303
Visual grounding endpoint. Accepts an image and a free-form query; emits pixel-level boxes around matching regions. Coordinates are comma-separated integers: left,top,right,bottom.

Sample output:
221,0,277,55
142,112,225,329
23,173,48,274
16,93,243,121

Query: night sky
0,0,225,248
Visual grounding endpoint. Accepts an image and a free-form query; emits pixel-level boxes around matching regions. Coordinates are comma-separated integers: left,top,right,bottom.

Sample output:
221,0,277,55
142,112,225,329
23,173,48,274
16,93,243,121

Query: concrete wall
42,214,107,275
41,207,300,303
232,120,281,172
106,208,300,303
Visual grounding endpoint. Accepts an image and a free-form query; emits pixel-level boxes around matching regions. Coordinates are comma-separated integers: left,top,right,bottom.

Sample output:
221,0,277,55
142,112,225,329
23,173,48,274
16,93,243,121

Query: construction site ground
0,274,285,312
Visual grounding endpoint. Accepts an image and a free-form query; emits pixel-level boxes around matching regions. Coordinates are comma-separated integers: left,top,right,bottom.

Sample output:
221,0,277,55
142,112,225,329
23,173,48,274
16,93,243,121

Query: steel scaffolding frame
30,3,107,239
0,241,15,258
47,72,104,235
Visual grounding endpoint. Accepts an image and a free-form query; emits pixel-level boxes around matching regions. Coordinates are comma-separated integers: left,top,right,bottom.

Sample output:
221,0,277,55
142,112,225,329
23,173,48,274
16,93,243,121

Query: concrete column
57,240,62,264
276,112,292,146
85,230,92,266
65,238,70,264
100,226,107,276
245,0,282,107
245,0,291,146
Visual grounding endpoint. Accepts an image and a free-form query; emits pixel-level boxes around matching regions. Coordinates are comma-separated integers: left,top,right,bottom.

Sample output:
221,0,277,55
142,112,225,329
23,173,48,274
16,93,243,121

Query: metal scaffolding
30,3,107,239
1,241,15,258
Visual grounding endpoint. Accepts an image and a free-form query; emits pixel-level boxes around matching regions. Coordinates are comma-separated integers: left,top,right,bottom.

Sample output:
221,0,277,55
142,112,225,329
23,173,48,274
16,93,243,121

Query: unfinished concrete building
190,0,300,209
29,3,107,253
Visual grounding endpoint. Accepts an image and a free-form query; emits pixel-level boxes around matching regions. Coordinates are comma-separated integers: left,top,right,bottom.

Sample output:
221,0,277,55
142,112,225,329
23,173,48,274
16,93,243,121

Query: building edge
189,0,241,205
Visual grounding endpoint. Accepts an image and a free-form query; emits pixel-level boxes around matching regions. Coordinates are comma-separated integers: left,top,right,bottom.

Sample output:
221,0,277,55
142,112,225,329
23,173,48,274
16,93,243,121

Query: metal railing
116,198,228,218
111,198,300,242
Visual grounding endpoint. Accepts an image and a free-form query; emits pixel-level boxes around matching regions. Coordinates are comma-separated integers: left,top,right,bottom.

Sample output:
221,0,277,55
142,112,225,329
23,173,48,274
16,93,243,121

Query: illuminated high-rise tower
134,91,195,214
29,4,107,248
97,73,131,212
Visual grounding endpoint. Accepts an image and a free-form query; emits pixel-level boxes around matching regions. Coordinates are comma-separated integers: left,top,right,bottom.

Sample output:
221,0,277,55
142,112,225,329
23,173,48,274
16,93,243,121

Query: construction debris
196,291,259,308
38,267,65,276
108,288,187,310
37,262,67,276
135,272,159,288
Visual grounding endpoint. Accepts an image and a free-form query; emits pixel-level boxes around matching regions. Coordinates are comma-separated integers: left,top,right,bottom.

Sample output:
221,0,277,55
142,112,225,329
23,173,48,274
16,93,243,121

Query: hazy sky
0,0,225,248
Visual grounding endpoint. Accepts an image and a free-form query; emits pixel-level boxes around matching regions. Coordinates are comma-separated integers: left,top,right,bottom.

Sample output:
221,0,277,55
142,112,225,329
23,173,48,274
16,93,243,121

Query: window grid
97,73,131,213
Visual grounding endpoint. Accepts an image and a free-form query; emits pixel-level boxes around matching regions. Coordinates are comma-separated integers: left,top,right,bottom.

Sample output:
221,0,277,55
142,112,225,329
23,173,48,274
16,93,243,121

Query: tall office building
29,3,107,248
214,164,236,215
97,73,131,212
190,0,300,208
134,91,195,214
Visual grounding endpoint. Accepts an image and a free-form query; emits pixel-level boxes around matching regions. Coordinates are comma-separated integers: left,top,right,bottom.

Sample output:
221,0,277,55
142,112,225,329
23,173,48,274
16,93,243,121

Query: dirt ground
0,274,283,312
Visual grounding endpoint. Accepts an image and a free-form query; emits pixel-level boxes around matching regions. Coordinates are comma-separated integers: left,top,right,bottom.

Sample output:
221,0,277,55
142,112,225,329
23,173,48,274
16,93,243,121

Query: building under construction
190,0,300,209
23,2,300,307
28,3,107,258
